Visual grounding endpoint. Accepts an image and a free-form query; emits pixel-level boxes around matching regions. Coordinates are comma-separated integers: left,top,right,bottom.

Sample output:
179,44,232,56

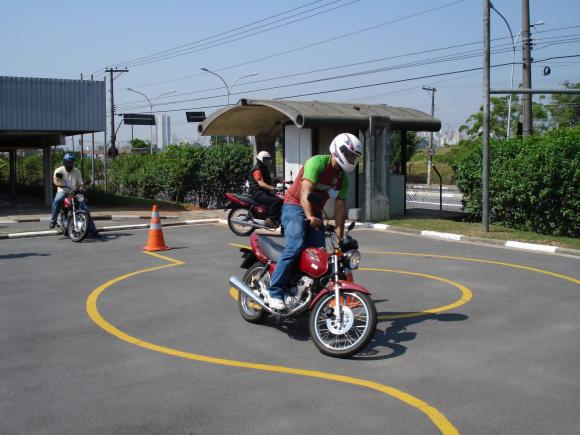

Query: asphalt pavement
1,224,578,434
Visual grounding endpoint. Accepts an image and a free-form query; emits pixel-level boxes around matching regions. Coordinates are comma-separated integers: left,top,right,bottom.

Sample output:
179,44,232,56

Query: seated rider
248,151,283,228
50,153,100,238
266,133,362,310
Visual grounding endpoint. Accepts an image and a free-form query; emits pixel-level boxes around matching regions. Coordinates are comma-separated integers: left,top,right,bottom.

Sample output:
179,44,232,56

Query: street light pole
491,3,543,138
201,68,258,144
126,88,175,153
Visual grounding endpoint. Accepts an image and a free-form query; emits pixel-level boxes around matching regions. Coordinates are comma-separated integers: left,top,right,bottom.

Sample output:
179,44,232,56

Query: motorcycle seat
234,194,256,205
257,236,285,263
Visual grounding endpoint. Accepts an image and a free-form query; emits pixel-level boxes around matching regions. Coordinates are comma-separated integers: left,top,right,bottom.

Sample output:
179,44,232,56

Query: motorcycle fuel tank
298,247,330,278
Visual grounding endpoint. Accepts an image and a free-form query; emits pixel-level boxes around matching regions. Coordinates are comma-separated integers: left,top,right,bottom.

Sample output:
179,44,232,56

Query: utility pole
105,67,128,156
423,86,437,185
521,0,533,137
483,0,491,232
91,74,95,184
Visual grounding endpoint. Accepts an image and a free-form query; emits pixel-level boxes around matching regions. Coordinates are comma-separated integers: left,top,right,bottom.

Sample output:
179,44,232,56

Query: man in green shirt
267,133,362,310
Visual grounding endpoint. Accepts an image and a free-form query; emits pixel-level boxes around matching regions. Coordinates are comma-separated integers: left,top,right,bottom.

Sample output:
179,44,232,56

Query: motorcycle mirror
347,221,356,232
307,192,323,206
55,173,63,179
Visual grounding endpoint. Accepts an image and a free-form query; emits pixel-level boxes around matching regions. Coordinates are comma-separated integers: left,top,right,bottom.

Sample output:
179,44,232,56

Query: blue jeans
268,204,325,299
51,191,97,235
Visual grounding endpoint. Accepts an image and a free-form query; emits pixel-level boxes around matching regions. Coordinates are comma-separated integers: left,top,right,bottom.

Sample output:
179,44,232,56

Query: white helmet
329,133,362,172
256,150,272,165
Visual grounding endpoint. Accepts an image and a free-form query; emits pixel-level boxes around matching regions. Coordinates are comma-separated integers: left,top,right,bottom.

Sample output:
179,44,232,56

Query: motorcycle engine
285,276,315,308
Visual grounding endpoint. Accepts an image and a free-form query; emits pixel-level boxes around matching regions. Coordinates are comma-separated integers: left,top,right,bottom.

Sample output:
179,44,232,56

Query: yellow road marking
360,268,472,320
86,251,459,435
229,243,579,285
364,251,580,285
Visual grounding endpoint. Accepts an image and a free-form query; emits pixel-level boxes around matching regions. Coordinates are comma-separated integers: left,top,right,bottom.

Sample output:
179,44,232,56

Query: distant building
156,114,171,149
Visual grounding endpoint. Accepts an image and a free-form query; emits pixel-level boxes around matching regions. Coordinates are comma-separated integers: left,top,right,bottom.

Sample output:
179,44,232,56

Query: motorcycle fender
224,201,235,211
309,281,371,310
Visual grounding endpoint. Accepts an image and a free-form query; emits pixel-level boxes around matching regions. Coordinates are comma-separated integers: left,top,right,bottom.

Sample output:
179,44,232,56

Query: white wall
284,125,312,182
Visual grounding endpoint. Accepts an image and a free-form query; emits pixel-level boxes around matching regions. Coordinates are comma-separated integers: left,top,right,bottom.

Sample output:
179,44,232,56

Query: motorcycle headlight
75,193,85,202
344,250,361,270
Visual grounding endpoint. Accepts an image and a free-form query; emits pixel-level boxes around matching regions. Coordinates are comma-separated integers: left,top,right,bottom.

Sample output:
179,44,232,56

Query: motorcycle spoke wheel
228,208,255,236
67,213,89,242
310,291,377,358
238,263,268,323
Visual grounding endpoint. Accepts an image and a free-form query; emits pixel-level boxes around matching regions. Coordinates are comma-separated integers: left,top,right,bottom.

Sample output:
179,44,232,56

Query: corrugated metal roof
0,76,106,134
198,98,441,136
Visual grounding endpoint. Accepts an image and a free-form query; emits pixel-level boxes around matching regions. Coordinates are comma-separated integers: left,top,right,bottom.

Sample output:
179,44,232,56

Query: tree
459,95,548,140
129,138,151,149
389,131,419,173
546,81,580,128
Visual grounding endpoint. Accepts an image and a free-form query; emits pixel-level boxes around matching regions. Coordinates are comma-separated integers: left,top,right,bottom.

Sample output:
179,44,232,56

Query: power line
91,0,334,74
119,40,580,111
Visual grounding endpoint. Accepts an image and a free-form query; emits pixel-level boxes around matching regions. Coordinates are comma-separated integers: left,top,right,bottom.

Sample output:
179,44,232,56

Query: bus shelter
199,99,440,220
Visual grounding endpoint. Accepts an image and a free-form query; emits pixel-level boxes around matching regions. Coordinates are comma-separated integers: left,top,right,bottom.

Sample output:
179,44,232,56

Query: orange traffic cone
143,204,170,251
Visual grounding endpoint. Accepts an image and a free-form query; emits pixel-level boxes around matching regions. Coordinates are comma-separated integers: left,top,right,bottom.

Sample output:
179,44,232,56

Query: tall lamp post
200,68,258,143
127,88,175,153
490,3,543,138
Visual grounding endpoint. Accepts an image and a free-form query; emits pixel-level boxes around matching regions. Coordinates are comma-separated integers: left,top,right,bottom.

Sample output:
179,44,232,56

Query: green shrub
453,128,580,237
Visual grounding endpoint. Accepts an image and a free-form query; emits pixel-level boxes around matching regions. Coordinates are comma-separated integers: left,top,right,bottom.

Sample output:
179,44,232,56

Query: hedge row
109,143,253,207
452,128,580,237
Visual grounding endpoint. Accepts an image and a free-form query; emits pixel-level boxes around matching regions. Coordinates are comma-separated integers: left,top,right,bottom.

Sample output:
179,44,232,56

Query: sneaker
268,297,285,310
49,222,56,229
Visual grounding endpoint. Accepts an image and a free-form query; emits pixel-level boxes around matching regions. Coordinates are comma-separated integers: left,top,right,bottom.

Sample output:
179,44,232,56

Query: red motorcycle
229,197,376,358
224,182,290,236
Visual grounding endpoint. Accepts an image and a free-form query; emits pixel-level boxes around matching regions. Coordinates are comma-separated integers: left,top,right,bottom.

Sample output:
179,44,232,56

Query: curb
360,222,580,257
1,219,222,239
9,215,179,223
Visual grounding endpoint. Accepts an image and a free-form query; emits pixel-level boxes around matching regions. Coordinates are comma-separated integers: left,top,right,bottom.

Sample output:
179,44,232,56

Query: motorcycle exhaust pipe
229,218,267,229
229,276,275,315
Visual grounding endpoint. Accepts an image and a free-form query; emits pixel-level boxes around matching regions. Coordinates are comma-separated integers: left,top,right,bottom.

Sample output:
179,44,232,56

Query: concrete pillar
9,149,17,200
362,117,391,222
43,147,52,206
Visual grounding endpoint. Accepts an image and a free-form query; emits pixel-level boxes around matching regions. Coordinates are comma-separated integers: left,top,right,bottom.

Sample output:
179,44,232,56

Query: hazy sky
2,0,579,143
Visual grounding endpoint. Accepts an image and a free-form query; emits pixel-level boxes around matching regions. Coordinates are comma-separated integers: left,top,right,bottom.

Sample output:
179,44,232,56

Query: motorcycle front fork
332,254,343,322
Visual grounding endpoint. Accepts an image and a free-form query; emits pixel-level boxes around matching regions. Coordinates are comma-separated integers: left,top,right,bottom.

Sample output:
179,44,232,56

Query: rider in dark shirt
247,151,282,228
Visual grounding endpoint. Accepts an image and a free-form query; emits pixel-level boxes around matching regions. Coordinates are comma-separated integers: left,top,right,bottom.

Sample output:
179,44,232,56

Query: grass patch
382,217,580,250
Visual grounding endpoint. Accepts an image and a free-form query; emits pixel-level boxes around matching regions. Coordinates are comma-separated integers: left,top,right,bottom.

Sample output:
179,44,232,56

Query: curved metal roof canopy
198,99,441,136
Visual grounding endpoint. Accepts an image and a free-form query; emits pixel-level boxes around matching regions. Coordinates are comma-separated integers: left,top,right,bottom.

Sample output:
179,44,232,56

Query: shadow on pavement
0,252,50,260
351,312,469,361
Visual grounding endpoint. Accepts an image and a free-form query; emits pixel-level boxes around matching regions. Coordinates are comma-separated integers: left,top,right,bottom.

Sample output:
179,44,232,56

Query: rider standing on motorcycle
248,151,282,228
50,153,100,238
267,133,362,310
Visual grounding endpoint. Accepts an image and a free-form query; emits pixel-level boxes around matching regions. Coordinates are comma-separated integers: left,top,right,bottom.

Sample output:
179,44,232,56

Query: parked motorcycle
225,182,290,236
229,194,377,358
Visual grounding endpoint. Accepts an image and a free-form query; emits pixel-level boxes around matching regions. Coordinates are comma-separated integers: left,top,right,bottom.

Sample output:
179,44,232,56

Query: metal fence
406,183,464,212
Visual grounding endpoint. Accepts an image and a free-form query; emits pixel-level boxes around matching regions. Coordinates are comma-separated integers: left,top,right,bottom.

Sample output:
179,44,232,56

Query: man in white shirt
50,153,99,237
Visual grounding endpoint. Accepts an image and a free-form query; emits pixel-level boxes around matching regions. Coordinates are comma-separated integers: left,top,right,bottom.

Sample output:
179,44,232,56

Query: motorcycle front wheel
228,208,256,236
67,211,89,242
309,291,377,358
238,262,268,323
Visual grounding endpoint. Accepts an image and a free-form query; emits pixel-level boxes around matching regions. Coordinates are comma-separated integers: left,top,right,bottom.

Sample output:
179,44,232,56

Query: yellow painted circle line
228,267,473,321
359,268,473,320
86,250,459,435
229,243,579,286
364,251,580,285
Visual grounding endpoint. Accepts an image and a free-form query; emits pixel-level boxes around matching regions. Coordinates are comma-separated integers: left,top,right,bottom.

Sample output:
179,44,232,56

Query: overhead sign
186,111,206,123
123,113,156,126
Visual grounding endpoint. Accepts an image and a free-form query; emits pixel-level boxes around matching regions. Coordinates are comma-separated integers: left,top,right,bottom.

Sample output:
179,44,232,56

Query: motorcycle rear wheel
309,291,377,358
67,211,89,242
238,262,268,323
228,208,256,236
